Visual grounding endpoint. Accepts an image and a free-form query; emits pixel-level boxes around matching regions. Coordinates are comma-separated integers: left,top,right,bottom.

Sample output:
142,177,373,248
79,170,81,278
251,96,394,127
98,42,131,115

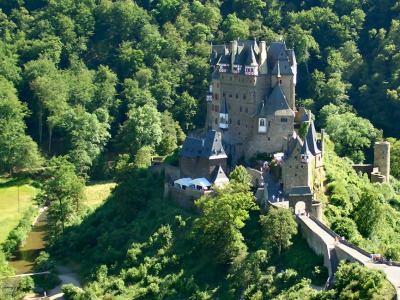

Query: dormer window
301,153,309,163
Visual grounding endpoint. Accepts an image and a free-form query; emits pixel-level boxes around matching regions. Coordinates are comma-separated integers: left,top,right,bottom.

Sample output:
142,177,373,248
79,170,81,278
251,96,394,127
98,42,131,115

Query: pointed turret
217,46,230,73
232,45,243,74
245,46,259,76
300,138,312,163
306,120,321,156
219,97,228,130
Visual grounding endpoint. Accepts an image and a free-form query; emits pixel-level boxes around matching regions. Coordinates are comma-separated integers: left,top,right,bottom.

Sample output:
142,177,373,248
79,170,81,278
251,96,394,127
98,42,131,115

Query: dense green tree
117,104,162,157
62,106,110,177
354,187,384,237
156,111,184,156
260,208,297,255
229,165,252,187
222,13,250,41
333,261,393,299
325,111,378,162
0,77,42,174
37,157,85,238
387,137,400,179
193,183,257,264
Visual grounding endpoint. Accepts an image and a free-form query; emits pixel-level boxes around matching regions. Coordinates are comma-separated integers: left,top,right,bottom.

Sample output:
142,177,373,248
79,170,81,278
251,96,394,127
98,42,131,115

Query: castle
202,39,323,194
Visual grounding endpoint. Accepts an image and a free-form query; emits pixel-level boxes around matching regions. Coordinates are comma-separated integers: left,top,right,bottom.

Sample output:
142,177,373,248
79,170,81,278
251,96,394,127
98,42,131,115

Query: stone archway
295,201,306,215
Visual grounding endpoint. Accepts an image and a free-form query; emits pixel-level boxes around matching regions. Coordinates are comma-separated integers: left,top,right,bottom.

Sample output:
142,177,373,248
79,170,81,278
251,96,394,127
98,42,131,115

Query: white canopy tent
174,177,192,190
189,178,212,190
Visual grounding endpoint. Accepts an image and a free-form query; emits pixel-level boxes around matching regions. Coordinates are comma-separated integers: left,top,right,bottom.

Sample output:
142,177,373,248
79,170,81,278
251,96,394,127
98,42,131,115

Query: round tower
374,141,390,183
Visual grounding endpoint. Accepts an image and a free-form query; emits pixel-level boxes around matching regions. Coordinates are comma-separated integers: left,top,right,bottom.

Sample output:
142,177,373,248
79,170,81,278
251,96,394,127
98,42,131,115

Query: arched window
259,119,265,127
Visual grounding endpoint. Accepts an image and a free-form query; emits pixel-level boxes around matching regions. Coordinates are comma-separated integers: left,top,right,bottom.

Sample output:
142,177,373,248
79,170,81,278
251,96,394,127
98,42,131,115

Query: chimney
259,41,268,75
230,40,238,72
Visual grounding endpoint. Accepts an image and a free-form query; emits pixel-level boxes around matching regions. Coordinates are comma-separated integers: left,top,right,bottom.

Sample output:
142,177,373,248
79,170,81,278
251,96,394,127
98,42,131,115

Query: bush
34,251,56,272
1,207,37,257
16,276,34,292
62,284,83,300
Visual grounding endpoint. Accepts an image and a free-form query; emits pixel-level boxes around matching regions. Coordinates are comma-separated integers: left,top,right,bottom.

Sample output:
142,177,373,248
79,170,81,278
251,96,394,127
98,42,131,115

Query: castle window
245,107,248,113
290,166,292,168
281,118,288,123
243,93,246,99
295,173,297,176
240,106,242,112
215,118,218,124
280,80,282,84
229,93,232,98
259,119,265,126
236,93,238,99
228,104,231,110
223,92,226,97
238,120,240,125
268,121,270,126
295,156,297,160
268,137,270,141
301,165,304,168
230,118,232,124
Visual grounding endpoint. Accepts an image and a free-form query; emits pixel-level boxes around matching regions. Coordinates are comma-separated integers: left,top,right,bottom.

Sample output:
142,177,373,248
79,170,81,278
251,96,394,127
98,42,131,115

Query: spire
306,120,321,156
300,138,312,163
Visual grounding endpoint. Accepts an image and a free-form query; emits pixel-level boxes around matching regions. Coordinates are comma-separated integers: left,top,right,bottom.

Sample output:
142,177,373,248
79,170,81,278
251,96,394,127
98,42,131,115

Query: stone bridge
297,214,400,298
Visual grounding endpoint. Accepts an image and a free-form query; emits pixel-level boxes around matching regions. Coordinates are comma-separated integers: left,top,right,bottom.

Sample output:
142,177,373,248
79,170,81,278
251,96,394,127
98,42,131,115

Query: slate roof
286,136,302,157
289,186,312,195
245,46,258,66
180,137,203,159
306,120,321,156
220,98,228,114
180,130,227,159
271,59,293,76
301,138,313,158
265,84,293,116
210,165,229,185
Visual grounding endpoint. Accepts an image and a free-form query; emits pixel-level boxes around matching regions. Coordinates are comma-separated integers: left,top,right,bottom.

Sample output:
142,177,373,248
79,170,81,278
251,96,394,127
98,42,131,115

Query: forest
0,0,399,299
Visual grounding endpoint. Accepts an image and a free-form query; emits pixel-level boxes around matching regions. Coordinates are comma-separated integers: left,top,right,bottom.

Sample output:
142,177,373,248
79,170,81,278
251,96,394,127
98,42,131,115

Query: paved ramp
298,215,400,298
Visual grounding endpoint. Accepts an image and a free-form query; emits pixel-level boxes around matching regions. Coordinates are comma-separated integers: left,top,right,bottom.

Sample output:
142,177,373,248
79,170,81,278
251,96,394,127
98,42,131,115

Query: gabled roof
266,84,293,116
203,130,227,159
271,59,293,76
180,130,227,160
306,120,321,156
180,137,203,159
267,42,287,69
210,165,229,185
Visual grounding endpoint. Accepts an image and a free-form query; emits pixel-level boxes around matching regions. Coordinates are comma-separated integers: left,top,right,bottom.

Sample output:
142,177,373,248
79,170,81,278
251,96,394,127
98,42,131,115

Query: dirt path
48,265,81,300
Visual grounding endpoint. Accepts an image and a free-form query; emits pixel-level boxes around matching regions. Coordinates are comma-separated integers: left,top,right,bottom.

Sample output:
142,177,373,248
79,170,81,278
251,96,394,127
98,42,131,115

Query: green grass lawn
84,180,116,209
0,178,39,243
